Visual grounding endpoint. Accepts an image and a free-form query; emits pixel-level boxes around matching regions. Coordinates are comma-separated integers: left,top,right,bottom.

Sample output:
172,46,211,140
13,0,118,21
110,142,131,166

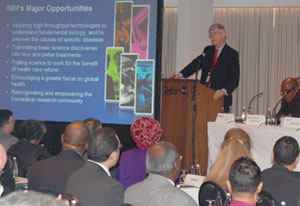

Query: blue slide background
0,0,158,124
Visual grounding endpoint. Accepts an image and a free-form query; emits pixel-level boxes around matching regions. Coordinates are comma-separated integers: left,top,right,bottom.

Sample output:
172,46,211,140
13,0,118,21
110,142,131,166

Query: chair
62,193,80,206
256,190,276,206
198,181,226,206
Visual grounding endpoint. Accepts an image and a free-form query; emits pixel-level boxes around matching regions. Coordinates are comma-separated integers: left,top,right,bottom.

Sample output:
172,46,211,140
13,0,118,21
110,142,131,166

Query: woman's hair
204,128,252,190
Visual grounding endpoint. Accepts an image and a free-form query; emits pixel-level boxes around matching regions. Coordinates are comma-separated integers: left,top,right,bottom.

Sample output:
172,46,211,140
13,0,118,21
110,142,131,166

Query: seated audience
28,121,89,196
204,128,252,190
118,116,163,189
0,144,15,197
65,127,124,206
7,120,51,177
124,141,198,206
84,117,102,133
0,110,18,151
261,136,300,205
227,157,263,206
0,191,66,206
277,77,300,118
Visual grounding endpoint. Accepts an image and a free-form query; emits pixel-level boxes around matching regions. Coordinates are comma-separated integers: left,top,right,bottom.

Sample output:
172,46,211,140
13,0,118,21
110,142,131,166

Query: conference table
207,122,300,172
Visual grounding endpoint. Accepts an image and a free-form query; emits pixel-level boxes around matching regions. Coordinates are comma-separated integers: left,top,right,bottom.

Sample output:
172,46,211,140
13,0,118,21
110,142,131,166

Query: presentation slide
0,0,161,124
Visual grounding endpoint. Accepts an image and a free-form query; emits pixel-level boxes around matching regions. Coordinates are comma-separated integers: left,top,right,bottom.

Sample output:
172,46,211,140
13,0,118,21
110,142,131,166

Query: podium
161,79,223,175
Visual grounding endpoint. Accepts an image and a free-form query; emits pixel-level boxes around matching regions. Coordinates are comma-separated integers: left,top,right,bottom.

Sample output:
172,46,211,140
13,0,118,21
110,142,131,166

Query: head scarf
131,117,163,150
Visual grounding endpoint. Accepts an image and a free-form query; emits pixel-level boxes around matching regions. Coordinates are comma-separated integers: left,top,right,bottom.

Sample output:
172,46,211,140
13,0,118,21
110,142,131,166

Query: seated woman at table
7,120,52,177
117,116,163,189
204,128,252,190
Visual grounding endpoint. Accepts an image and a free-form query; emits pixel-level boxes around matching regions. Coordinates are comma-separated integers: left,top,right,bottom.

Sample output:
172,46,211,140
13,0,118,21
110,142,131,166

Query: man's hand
213,89,225,100
170,72,179,79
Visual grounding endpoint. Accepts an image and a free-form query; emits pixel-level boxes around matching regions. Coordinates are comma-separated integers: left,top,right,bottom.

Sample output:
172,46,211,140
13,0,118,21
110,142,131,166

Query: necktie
205,49,218,87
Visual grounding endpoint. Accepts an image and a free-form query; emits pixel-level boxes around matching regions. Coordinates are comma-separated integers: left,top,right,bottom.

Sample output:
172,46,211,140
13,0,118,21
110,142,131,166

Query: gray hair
209,23,226,33
0,191,66,206
146,141,179,176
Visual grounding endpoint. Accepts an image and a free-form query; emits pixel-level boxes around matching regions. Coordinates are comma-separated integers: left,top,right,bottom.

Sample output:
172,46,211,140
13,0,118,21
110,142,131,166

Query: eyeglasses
209,31,223,38
281,87,296,95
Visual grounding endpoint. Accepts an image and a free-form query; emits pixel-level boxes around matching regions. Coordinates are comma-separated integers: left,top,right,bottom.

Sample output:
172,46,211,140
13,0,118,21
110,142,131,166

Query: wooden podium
161,79,223,175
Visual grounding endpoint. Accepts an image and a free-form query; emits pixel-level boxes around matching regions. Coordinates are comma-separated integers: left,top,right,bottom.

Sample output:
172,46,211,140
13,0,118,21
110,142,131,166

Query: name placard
183,174,205,187
215,113,235,123
282,117,300,128
245,115,266,125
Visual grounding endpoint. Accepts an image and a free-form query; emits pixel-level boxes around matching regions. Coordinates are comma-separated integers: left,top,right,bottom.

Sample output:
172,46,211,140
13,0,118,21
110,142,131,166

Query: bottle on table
215,191,223,206
195,164,201,176
189,164,195,174
280,201,286,206
241,106,247,122
265,107,272,125
11,156,19,178
224,192,231,206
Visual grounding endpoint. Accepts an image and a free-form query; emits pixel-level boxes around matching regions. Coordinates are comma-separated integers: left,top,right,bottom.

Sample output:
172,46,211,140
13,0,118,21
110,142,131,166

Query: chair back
257,190,276,206
198,181,226,206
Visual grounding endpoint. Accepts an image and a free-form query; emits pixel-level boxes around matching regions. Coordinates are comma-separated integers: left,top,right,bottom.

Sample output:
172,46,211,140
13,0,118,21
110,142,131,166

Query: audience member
28,121,89,196
0,191,66,206
296,75,300,89
261,136,300,205
277,77,300,118
118,116,163,189
7,120,51,177
84,117,102,133
65,127,124,206
204,128,252,190
227,157,262,206
0,110,18,151
0,144,7,196
124,141,198,206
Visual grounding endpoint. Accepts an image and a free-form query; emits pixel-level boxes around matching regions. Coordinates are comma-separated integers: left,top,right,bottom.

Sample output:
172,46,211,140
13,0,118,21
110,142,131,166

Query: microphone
181,52,206,73
247,92,263,114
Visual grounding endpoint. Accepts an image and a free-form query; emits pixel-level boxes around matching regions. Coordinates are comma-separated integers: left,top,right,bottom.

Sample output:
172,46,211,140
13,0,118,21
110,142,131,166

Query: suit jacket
7,140,51,177
28,150,85,196
65,161,125,206
277,91,300,118
125,173,198,206
261,164,300,205
180,44,240,112
0,131,18,151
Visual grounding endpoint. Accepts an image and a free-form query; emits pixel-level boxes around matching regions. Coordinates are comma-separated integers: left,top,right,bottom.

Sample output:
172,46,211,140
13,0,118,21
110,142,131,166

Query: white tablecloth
207,122,300,172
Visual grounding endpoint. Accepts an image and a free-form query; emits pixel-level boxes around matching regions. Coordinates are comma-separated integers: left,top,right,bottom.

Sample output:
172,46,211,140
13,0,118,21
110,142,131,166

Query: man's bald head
281,77,299,102
62,121,89,147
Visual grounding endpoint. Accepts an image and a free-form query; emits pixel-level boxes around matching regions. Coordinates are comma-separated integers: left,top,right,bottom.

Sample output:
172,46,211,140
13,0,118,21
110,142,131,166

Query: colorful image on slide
135,60,155,115
120,53,139,108
105,47,124,101
114,1,132,53
131,6,149,59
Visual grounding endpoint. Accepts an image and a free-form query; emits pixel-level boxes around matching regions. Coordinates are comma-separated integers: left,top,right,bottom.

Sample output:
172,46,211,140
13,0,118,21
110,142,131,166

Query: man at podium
171,23,240,112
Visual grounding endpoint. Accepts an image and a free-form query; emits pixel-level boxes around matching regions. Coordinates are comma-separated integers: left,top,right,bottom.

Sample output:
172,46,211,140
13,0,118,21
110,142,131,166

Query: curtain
214,7,300,116
162,7,300,116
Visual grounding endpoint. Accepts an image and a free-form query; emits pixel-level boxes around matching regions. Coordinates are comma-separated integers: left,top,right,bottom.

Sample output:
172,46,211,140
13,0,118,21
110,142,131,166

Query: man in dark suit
276,77,300,118
171,23,240,112
261,136,300,205
0,110,18,151
28,121,89,196
65,127,124,206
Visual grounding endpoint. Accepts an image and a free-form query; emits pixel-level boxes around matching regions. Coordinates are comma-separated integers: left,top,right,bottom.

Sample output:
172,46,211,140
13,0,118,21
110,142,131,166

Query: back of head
16,120,47,141
273,136,299,166
205,128,252,189
84,117,102,133
146,141,179,176
63,121,89,148
229,157,261,195
88,127,119,162
0,109,13,129
0,144,7,172
130,117,163,150
0,191,66,206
